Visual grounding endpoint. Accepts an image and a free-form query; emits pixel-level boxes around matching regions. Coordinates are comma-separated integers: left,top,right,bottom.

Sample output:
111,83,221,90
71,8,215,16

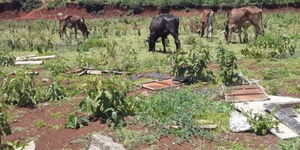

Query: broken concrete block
88,134,125,150
229,110,251,132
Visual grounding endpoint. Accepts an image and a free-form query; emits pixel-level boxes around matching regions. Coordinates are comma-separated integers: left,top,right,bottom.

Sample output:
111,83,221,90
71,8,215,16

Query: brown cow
59,15,90,39
224,6,264,43
198,9,214,38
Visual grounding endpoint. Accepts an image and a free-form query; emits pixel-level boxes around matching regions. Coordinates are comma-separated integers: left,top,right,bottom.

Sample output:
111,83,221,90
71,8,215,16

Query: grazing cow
148,13,181,53
198,9,214,38
59,15,90,39
224,6,264,43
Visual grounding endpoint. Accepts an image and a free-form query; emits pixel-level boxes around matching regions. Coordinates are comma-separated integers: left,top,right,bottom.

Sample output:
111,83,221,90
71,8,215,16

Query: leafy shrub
13,0,42,12
248,113,279,135
47,0,67,10
137,88,232,141
2,71,38,107
46,82,65,102
44,60,70,76
65,114,89,129
0,51,15,67
217,46,240,86
241,34,296,59
78,78,130,126
170,46,214,83
0,101,11,144
76,0,105,13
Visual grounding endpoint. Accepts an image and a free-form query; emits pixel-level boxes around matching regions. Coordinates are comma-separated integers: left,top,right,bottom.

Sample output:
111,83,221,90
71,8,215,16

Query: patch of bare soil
2,96,107,150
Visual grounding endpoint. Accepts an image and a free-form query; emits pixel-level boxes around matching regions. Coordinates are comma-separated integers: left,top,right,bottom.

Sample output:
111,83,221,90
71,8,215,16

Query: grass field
0,10,300,149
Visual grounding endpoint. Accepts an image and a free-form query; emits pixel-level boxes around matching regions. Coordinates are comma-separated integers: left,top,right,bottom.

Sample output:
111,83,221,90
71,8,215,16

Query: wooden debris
16,55,57,61
140,79,182,91
15,61,44,65
87,70,102,75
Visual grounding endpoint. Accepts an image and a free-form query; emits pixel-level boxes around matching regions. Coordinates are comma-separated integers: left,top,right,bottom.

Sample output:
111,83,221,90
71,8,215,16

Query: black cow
148,14,181,53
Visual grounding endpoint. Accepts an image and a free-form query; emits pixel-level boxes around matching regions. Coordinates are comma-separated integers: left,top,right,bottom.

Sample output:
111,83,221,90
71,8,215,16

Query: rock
88,134,126,150
17,141,35,150
229,110,252,132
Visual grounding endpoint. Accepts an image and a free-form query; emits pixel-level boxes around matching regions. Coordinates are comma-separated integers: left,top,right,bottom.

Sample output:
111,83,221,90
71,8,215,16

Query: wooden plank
227,89,263,96
226,94,269,102
141,82,170,91
15,54,36,61
15,61,44,65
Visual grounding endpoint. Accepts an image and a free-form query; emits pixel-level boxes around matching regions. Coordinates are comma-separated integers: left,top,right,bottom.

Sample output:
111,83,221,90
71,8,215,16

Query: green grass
0,11,300,149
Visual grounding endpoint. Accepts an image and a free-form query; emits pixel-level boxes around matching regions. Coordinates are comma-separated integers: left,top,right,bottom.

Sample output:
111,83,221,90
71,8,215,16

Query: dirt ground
1,4,297,150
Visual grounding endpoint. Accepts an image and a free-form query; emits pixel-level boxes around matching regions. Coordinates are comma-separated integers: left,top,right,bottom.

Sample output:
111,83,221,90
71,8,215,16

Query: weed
0,101,11,144
34,120,47,128
0,51,15,67
46,82,65,102
50,112,63,120
44,59,70,76
2,70,38,107
217,46,240,86
248,113,279,135
78,78,130,126
65,114,89,129
52,125,61,130
277,137,300,150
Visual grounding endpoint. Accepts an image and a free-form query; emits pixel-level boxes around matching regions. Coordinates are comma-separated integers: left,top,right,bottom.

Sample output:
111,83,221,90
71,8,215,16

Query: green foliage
78,78,130,126
2,140,27,150
47,0,67,10
137,88,232,141
15,0,42,12
277,137,300,150
113,128,157,149
241,34,296,59
44,59,70,76
170,46,214,83
65,114,89,129
2,70,38,107
34,120,47,128
248,113,279,135
217,46,240,86
46,82,65,102
0,51,15,67
0,101,11,144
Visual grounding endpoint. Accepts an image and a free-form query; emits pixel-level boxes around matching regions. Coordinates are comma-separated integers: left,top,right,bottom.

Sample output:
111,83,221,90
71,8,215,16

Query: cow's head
147,37,155,52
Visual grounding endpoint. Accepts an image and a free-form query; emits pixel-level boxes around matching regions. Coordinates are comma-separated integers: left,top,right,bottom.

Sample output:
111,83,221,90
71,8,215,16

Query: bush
0,51,15,67
46,82,65,102
170,46,214,84
12,0,42,12
2,71,38,107
0,101,11,144
47,0,66,10
217,46,240,86
44,60,70,76
78,78,130,126
248,113,279,135
241,34,296,59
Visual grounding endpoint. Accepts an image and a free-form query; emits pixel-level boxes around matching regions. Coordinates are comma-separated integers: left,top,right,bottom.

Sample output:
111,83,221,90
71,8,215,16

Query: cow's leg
201,23,206,37
227,27,233,43
243,28,249,43
207,24,213,38
238,28,243,43
74,27,77,39
172,33,181,50
161,36,167,53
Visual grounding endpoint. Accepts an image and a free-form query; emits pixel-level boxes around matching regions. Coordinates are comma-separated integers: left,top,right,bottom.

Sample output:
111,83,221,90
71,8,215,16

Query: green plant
277,137,300,150
78,78,130,126
45,60,70,76
47,0,67,10
0,51,15,67
217,46,240,86
46,82,65,102
2,70,38,107
241,34,296,59
65,114,89,129
0,101,11,144
248,113,279,135
137,88,232,141
34,120,47,128
169,46,214,83
14,0,42,12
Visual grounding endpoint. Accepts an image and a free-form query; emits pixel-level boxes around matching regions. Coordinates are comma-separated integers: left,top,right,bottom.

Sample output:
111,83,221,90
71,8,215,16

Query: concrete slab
233,95,300,139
